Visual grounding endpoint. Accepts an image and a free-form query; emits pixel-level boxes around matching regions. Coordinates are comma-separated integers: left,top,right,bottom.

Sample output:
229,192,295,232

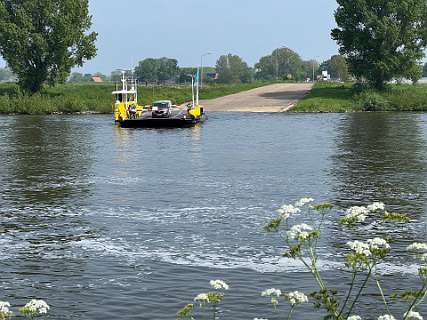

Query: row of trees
71,51,343,85
1,0,427,92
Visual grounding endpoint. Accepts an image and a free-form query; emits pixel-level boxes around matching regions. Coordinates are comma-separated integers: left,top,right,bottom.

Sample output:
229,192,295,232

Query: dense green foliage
0,0,97,94
320,55,349,81
294,82,427,112
0,82,271,114
134,58,179,83
215,54,252,84
332,0,427,90
423,63,427,77
255,47,318,81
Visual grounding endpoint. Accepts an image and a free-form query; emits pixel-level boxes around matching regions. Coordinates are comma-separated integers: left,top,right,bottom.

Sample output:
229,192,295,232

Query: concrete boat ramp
201,83,312,112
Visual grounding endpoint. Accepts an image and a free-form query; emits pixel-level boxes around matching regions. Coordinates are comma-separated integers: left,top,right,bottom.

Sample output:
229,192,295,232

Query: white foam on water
70,237,422,275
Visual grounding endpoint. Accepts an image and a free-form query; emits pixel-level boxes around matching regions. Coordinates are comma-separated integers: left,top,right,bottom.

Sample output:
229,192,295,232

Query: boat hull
118,114,207,128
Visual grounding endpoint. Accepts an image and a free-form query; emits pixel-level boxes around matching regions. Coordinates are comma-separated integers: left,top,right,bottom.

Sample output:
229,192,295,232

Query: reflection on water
2,116,93,207
0,113,425,319
333,113,427,211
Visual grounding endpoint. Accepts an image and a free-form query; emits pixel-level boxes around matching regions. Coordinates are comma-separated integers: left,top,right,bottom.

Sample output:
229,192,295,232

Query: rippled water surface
0,113,426,319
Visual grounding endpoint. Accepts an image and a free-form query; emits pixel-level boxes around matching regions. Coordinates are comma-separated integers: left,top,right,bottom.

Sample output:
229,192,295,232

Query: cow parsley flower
367,238,390,251
20,299,49,316
254,318,269,320
407,243,427,253
0,301,12,317
284,291,308,306
367,202,385,212
194,293,209,304
404,311,423,320
261,288,282,298
347,240,371,257
287,224,315,241
347,316,362,320
378,315,396,320
340,206,369,225
210,280,229,290
276,204,300,220
261,288,282,305
295,197,314,207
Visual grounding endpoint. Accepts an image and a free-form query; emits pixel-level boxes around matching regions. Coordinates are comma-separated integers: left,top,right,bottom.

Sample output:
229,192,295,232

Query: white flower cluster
347,316,362,320
285,291,308,306
367,238,391,251
407,243,427,262
0,301,12,316
276,204,301,220
210,280,229,290
22,299,50,315
378,315,396,320
367,202,385,212
295,197,314,207
347,240,370,257
254,318,269,320
287,223,314,241
404,311,423,320
343,206,369,223
347,238,390,257
261,288,282,298
194,293,209,303
407,242,427,253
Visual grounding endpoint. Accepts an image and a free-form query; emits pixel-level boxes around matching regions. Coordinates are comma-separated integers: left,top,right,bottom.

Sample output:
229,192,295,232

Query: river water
0,113,426,319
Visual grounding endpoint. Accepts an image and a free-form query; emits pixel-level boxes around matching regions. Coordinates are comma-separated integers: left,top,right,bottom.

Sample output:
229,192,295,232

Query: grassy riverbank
293,82,427,112
0,82,270,114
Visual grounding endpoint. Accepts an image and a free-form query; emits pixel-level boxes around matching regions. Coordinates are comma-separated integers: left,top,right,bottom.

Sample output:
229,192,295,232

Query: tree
332,0,427,89
110,70,123,82
216,54,251,84
68,72,84,83
134,58,179,83
0,0,97,94
255,47,313,81
329,55,349,81
157,58,179,83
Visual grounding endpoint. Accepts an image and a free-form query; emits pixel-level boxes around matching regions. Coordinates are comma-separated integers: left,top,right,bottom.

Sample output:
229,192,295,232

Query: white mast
196,67,200,106
191,75,195,108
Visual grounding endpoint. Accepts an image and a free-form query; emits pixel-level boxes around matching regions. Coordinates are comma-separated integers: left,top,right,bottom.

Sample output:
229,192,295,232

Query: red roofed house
91,76,104,83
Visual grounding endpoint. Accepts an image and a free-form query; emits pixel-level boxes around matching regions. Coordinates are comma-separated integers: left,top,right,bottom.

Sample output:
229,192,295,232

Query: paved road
201,83,313,112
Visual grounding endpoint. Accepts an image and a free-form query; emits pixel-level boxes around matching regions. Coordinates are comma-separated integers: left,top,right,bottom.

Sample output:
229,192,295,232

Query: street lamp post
200,52,212,88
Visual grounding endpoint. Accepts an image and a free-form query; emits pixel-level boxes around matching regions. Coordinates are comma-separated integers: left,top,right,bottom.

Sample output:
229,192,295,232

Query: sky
1,0,340,74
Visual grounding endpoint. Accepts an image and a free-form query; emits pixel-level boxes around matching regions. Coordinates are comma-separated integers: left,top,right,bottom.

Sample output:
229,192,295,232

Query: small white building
322,70,331,81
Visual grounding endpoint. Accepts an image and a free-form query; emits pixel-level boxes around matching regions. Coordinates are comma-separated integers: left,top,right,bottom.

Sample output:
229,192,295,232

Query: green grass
293,82,427,112
0,82,271,114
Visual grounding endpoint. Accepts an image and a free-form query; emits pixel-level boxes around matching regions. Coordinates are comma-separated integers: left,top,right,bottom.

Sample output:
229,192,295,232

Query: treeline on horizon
0,48,371,85
68,49,348,85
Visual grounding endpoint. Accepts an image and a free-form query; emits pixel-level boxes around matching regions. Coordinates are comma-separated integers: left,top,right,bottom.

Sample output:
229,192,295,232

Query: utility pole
312,61,315,83
200,52,212,88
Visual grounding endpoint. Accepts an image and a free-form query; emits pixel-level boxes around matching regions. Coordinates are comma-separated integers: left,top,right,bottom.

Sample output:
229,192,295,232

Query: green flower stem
374,274,392,315
346,266,373,319
212,303,217,320
403,283,427,320
338,270,357,318
286,306,295,320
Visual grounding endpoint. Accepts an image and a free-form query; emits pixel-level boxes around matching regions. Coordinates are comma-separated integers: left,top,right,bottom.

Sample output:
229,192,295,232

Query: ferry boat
113,71,207,128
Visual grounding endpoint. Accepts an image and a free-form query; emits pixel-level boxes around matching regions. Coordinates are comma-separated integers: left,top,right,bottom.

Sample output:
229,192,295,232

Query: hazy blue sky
1,0,340,74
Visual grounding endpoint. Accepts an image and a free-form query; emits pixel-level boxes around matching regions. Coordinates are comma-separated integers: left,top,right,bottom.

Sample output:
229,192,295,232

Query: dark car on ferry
152,100,172,118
